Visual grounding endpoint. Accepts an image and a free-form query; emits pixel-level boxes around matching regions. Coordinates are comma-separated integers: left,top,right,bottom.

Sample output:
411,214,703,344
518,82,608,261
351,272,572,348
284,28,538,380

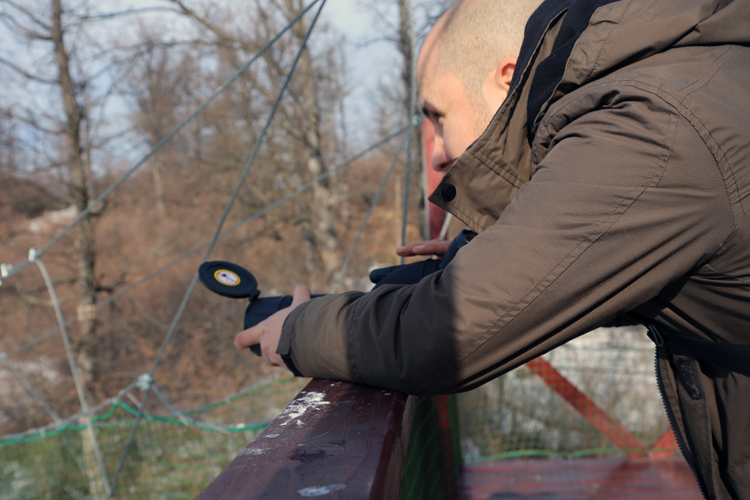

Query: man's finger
397,239,451,257
234,324,264,350
396,245,417,257
396,241,434,256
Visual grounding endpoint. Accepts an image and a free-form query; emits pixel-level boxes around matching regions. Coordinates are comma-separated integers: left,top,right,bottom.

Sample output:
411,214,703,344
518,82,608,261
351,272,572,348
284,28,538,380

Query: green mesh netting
400,327,676,499
3,327,676,499
0,377,303,500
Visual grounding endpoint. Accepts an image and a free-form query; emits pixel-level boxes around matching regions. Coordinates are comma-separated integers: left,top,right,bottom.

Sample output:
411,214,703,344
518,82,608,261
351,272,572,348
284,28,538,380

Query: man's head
418,0,541,171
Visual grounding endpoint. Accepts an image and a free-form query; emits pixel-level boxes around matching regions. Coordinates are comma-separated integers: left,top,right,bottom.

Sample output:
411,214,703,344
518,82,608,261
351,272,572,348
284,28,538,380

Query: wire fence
455,327,674,463
1,1,342,498
0,0,427,495
0,0,679,498
2,327,675,499
0,375,305,500
399,327,675,500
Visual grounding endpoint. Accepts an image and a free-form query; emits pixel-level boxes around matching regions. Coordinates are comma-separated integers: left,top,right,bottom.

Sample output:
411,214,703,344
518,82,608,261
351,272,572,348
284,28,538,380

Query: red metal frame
421,119,676,460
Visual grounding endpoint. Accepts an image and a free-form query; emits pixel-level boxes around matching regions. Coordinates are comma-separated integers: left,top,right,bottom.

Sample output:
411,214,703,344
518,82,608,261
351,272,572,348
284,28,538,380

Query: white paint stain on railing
297,483,346,497
279,391,330,426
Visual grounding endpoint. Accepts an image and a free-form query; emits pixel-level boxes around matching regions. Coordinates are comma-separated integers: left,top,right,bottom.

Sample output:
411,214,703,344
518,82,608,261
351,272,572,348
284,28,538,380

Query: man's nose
431,136,452,172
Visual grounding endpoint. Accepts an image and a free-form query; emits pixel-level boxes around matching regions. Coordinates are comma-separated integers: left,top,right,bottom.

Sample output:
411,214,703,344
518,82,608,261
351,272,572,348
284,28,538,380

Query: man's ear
493,57,517,91
483,56,517,110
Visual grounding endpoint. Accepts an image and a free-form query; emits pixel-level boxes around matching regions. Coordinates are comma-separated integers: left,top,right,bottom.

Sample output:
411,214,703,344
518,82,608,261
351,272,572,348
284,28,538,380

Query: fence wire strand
30,254,112,496
330,133,409,294
0,367,290,446
4,125,406,361
0,0,322,282
106,2,328,496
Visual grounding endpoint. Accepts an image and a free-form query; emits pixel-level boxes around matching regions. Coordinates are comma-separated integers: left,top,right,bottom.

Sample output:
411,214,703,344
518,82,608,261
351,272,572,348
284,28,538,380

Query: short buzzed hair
436,0,542,104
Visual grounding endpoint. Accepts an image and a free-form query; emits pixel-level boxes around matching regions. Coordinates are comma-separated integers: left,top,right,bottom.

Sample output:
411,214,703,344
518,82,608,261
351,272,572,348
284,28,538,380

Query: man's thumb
235,324,263,350
291,284,311,306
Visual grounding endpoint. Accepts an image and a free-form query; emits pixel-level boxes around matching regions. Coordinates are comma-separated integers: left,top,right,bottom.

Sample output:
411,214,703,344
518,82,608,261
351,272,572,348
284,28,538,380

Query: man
397,0,537,259
238,0,750,498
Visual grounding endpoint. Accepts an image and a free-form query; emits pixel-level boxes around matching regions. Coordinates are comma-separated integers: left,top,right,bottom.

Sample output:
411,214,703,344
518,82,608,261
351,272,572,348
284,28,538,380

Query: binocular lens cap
198,261,259,299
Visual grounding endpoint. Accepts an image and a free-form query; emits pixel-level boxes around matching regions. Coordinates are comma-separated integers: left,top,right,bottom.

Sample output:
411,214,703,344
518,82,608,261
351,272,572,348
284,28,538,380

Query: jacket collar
525,0,620,137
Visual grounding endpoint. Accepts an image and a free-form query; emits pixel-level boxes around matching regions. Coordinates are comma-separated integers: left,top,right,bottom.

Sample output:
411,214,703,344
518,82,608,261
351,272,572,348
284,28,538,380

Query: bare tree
363,0,454,241
165,0,345,286
124,37,194,218
0,1,148,496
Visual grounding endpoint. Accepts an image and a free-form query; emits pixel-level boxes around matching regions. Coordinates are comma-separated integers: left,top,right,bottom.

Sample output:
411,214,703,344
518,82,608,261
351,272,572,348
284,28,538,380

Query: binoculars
198,230,476,356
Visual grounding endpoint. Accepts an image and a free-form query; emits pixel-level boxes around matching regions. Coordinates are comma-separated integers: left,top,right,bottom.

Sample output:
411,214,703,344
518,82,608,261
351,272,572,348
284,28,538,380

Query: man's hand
396,239,451,257
234,284,311,367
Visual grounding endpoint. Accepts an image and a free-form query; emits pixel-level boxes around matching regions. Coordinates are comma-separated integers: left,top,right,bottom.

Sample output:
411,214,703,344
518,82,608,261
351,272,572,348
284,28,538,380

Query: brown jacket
278,0,750,497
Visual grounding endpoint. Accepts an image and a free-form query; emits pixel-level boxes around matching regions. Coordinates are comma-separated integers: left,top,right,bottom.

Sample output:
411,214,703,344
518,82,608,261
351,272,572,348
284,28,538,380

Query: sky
0,0,414,168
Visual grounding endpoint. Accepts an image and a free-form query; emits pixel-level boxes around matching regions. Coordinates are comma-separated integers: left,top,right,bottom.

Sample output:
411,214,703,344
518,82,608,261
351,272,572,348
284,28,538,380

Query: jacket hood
429,0,750,232
528,0,750,133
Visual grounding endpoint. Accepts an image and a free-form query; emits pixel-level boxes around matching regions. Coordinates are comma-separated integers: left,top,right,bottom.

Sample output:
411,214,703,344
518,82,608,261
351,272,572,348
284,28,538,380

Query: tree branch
0,56,57,85
71,6,179,23
0,0,51,32
167,0,261,52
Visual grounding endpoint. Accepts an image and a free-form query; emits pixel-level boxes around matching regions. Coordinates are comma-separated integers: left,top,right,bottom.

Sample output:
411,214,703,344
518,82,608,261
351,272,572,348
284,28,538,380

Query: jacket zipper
647,325,709,500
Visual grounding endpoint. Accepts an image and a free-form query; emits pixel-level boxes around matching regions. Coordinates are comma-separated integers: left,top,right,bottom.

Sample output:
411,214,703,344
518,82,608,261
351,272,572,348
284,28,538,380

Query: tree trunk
51,1,107,498
51,0,97,396
397,0,428,241
298,200,322,284
288,0,341,284
152,157,167,217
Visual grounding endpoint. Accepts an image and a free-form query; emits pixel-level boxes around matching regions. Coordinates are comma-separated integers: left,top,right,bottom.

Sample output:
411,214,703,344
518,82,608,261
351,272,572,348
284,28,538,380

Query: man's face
419,66,487,172
417,17,515,173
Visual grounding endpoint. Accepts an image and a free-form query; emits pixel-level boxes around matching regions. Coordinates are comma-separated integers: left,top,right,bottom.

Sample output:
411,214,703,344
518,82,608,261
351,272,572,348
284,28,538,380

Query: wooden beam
195,379,413,500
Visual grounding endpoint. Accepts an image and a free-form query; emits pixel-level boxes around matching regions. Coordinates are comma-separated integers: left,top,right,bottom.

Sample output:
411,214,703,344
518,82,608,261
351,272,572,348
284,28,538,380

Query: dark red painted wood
194,379,412,500
460,458,703,500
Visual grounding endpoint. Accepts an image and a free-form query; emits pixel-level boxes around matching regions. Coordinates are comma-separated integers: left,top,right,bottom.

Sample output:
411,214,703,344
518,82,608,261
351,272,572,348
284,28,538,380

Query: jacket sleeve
278,91,736,395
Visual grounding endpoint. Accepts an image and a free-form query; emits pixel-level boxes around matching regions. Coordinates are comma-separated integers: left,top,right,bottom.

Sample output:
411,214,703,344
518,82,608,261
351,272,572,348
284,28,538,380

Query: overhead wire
330,133,409,294
2,126,407,361
28,251,111,496
106,1,328,496
0,0,322,282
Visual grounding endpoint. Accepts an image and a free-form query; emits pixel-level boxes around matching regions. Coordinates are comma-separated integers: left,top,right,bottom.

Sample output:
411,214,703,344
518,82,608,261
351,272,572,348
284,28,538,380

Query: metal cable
106,2,328,496
150,383,230,434
0,378,141,444
4,126,406,361
330,133,409,294
0,356,93,485
0,356,62,426
0,368,284,444
0,0,322,282
438,213,453,239
29,252,112,496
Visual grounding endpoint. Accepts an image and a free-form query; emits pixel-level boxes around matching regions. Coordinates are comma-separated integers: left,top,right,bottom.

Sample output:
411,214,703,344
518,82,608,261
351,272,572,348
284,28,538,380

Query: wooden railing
195,379,414,500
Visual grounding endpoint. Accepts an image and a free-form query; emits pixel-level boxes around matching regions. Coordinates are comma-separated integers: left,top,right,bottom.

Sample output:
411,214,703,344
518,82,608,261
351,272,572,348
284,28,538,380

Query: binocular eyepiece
198,230,476,356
